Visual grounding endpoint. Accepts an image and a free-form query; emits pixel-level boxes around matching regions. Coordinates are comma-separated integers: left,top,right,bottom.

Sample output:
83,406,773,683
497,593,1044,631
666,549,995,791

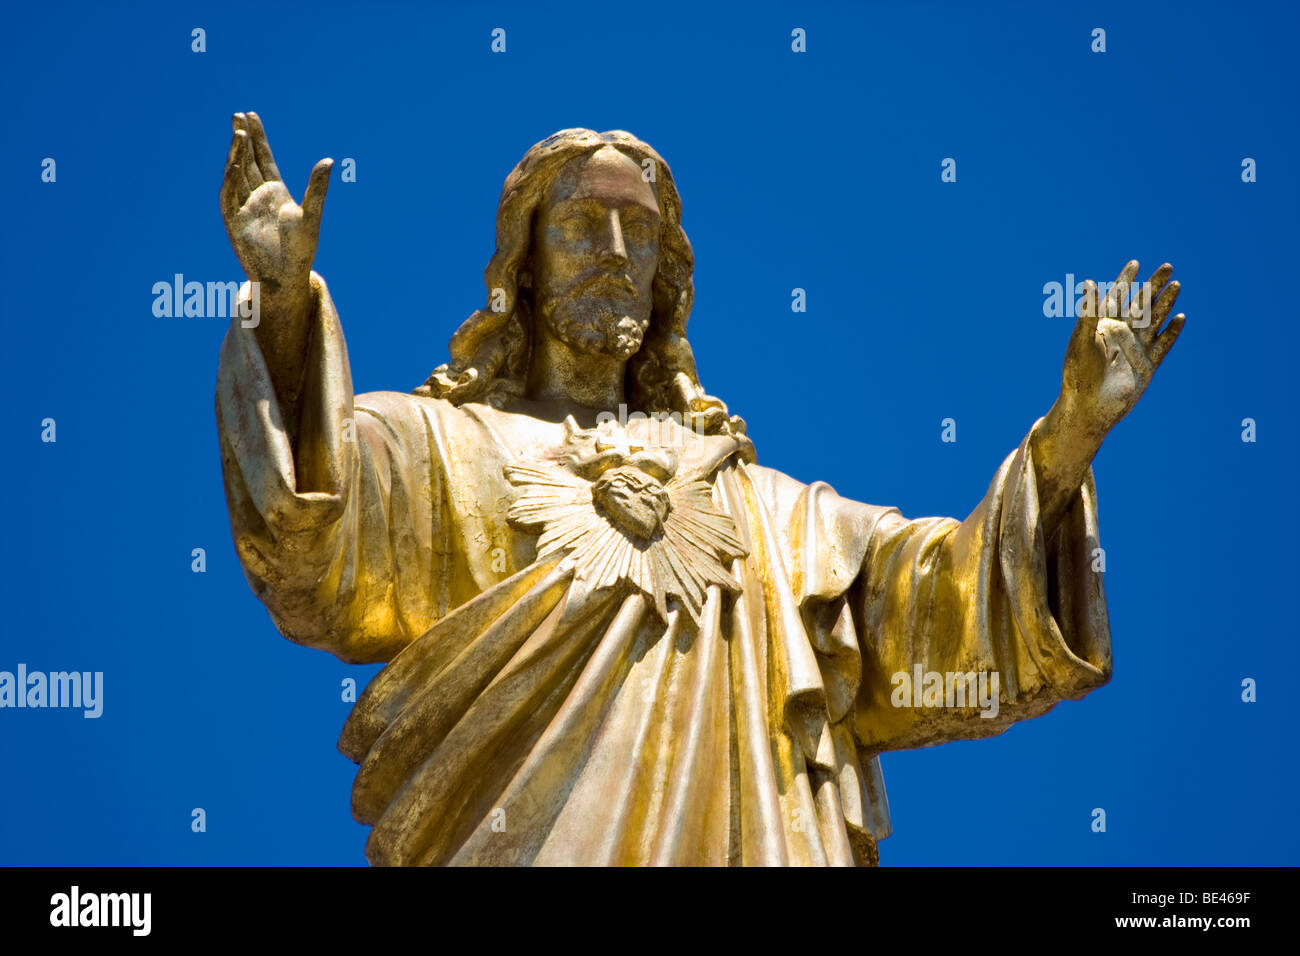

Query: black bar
0,866,1287,941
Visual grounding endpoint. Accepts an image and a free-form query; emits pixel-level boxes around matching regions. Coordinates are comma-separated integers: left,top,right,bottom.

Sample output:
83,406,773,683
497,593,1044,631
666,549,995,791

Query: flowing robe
216,274,1113,867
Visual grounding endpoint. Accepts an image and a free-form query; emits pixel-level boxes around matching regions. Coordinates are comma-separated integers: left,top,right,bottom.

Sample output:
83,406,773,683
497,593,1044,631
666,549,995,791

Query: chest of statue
440,401,752,625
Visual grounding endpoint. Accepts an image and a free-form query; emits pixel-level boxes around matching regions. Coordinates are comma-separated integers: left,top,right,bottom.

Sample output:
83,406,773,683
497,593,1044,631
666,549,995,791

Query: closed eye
622,220,654,242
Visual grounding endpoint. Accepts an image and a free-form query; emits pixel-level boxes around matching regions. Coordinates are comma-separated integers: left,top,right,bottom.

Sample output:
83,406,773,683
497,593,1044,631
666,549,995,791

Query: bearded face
531,146,661,360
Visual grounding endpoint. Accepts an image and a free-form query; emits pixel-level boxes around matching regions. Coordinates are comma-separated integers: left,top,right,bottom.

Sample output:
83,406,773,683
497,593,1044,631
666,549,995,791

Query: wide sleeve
215,272,445,665
748,418,1112,757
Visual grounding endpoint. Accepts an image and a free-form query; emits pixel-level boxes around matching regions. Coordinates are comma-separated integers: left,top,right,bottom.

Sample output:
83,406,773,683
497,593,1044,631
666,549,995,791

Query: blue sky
1,0,1296,865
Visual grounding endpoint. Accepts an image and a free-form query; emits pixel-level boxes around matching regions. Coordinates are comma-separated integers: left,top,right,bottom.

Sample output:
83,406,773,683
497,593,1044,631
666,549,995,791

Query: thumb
302,158,334,226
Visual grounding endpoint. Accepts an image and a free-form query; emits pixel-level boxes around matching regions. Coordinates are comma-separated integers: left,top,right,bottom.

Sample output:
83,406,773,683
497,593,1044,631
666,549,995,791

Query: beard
536,292,650,360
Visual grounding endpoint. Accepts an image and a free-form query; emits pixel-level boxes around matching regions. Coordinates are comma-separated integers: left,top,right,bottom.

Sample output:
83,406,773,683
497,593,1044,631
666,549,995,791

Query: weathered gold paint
216,114,1186,866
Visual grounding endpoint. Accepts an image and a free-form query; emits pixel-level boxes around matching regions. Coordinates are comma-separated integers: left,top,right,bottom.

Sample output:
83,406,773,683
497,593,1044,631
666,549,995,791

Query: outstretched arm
219,110,333,436
217,112,435,664
217,270,441,665
1031,260,1186,535
749,261,1186,756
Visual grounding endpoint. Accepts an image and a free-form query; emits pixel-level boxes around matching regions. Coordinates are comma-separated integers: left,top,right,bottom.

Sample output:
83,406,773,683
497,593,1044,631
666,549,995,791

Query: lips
576,273,637,298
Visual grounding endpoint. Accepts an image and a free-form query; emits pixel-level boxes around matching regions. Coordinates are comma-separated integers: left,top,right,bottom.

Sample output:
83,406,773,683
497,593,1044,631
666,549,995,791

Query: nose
601,208,628,263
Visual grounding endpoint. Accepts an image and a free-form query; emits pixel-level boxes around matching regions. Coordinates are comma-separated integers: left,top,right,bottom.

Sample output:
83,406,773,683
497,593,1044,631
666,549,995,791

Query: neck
526,329,627,411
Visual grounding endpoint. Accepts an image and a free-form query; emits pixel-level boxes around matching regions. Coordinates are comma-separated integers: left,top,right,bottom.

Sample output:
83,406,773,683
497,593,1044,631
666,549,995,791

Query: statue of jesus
215,112,1186,866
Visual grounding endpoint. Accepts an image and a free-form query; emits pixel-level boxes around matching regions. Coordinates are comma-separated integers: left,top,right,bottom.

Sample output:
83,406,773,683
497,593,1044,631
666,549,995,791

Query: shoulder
349,392,498,458
744,462,846,516
353,390,473,429
743,461,906,537
743,461,810,502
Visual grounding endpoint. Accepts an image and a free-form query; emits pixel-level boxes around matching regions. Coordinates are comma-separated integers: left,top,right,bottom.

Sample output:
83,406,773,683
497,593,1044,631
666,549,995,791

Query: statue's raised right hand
220,111,332,293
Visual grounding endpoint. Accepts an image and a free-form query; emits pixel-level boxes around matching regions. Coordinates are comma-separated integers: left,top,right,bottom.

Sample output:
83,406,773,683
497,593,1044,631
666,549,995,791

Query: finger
243,138,264,190
302,158,334,230
245,111,282,182
1151,279,1181,330
231,112,265,188
231,130,254,206
1103,259,1139,319
1130,262,1173,339
219,127,249,220
238,131,260,193
1077,279,1100,332
1149,313,1185,366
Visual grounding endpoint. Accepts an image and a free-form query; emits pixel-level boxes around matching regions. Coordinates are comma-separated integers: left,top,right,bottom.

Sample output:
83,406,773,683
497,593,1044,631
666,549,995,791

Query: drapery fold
217,273,1113,866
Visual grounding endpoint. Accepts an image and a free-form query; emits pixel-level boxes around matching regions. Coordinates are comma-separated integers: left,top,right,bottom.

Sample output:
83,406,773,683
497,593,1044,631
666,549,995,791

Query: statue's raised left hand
1058,260,1186,442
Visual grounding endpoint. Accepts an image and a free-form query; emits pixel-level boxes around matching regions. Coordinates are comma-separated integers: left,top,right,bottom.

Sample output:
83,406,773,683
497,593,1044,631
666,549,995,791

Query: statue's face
532,146,661,360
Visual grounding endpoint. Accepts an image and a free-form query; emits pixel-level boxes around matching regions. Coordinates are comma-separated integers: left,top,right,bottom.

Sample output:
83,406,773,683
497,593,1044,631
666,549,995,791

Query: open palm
1060,260,1186,436
219,111,332,288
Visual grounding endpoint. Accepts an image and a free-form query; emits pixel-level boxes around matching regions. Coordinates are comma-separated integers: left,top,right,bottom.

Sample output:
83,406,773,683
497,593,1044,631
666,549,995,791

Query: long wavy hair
414,128,740,436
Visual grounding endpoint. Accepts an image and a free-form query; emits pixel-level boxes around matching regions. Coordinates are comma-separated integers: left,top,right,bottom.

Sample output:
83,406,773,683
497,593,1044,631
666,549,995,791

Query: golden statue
215,112,1186,866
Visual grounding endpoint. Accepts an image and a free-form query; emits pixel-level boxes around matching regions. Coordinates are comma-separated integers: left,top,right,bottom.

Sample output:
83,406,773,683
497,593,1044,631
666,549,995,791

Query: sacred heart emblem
590,466,672,542
504,417,747,623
